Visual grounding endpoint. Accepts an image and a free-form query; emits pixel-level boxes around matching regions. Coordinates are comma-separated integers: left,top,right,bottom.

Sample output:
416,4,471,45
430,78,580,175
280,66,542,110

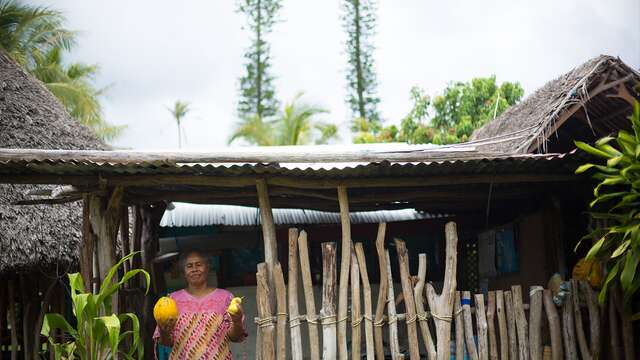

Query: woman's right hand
159,318,177,335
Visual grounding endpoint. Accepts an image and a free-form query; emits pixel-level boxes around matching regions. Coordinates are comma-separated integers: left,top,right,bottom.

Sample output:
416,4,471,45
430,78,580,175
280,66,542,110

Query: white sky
32,0,640,150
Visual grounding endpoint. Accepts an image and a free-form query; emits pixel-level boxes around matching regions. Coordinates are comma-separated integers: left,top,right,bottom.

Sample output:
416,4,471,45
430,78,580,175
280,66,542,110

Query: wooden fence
254,222,635,360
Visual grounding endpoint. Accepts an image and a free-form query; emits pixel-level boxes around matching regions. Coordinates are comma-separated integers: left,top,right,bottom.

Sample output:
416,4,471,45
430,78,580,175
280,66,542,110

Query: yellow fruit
231,297,242,305
227,302,241,316
154,297,178,325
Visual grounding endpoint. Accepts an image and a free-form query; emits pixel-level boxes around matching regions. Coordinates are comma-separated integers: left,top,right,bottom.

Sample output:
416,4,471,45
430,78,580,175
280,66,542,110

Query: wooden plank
529,286,543,360
274,263,287,360
415,253,437,360
425,221,458,360
321,242,338,360
578,281,600,360
569,280,591,360
462,292,479,360
486,291,498,360
257,179,277,295
454,292,465,360
475,294,489,360
512,285,529,360
395,239,420,360
298,231,320,360
336,186,352,360
386,250,401,360
542,290,563,360
288,229,303,360
351,252,362,360
562,290,578,360
354,243,375,360
504,291,518,360
8,280,18,360
495,290,509,360
373,223,388,360
257,263,275,360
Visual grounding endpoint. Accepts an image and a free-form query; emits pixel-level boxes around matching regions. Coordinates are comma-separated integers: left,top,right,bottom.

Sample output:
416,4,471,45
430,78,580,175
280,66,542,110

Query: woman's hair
178,249,209,270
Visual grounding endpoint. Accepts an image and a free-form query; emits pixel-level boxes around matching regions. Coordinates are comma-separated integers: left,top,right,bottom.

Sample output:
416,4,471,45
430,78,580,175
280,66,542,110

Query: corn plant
575,101,640,317
41,252,150,359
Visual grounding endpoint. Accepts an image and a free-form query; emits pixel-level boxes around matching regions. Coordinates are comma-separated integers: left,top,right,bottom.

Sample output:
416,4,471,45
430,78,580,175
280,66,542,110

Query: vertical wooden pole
486,291,498,360
20,274,32,357
274,263,287,360
120,206,130,272
475,294,489,360
454,292,465,360
395,239,420,360
257,262,275,360
386,251,401,360
613,287,635,360
298,231,320,360
354,243,375,360
578,281,600,360
569,280,591,360
426,221,458,360
562,290,578,360
80,196,95,292
321,242,338,360
337,186,352,360
288,229,303,360
512,285,529,360
8,279,17,360
351,252,362,360
415,253,437,360
542,290,563,360
504,291,518,360
373,223,388,360
462,291,479,360
495,290,509,360
529,286,543,360
257,179,278,298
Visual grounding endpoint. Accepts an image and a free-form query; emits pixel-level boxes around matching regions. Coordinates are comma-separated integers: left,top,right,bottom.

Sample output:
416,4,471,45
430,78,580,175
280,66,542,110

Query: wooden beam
336,186,352,360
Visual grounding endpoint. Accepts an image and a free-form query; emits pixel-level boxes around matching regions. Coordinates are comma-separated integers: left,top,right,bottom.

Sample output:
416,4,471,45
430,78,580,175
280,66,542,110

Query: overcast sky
32,0,640,150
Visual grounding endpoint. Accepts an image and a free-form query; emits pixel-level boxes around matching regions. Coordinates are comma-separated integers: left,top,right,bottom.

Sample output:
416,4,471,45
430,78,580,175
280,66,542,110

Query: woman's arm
158,319,176,346
227,304,247,342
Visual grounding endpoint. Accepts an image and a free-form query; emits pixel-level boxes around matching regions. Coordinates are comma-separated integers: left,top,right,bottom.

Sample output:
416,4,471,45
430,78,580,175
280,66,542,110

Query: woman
154,249,247,359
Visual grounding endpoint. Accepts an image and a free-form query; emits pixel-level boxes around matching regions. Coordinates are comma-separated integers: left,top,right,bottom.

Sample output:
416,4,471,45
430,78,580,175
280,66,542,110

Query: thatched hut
0,51,106,358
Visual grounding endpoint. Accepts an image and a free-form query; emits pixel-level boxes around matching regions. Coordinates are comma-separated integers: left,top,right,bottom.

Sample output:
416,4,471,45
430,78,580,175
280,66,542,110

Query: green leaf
41,313,77,338
611,240,631,258
575,163,596,174
596,136,615,146
100,251,139,293
620,251,640,292
586,236,607,260
119,313,142,358
590,192,627,207
575,141,613,159
598,259,621,303
96,314,121,357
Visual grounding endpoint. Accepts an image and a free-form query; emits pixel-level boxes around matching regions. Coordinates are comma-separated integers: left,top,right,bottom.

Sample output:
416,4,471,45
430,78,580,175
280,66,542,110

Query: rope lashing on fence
529,286,544,297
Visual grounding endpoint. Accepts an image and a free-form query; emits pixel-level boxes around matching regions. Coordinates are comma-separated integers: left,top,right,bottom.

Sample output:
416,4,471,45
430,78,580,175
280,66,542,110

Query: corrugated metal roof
160,202,438,227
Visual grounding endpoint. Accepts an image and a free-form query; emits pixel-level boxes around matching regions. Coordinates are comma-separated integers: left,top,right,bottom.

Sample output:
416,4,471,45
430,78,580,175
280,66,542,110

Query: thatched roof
471,55,640,154
0,51,106,275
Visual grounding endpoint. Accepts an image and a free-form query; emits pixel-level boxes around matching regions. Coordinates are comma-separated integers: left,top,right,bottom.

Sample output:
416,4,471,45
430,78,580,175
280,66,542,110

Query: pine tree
237,0,281,119
342,0,380,133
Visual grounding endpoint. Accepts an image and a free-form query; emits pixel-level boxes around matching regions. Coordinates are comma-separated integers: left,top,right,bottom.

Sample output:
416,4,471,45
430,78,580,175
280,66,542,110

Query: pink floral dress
153,288,246,359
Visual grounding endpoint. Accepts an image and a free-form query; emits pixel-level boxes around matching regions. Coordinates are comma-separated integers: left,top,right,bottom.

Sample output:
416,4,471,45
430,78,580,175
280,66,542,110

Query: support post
274,263,287,360
351,252,362,360
337,186,352,360
562,289,578,360
475,294,489,360
80,196,95,292
386,251,400,360
257,179,278,298
415,253,437,360
395,239,420,360
257,263,275,360
462,291,479,360
486,291,498,360
495,290,509,360
454,292,465,360
373,223,388,360
570,280,591,360
504,291,518,360
354,243,375,360
543,290,563,360
529,286,543,360
288,229,303,360
298,231,320,360
512,285,529,360
321,242,337,360
579,281,600,360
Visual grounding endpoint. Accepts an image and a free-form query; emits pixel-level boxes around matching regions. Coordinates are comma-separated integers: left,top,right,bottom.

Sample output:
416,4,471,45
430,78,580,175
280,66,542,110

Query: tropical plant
342,0,380,133
167,100,191,148
575,101,640,316
237,0,281,120
41,252,150,359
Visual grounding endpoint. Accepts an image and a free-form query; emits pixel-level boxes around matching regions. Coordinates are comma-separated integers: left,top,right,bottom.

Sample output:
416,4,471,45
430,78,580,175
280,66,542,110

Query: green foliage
41,252,150,359
229,92,336,146
342,0,380,133
576,101,640,314
0,0,122,142
167,100,191,148
237,0,281,119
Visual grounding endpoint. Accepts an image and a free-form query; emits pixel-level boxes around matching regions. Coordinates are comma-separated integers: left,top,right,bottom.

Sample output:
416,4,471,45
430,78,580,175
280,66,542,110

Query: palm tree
167,100,191,148
228,114,275,146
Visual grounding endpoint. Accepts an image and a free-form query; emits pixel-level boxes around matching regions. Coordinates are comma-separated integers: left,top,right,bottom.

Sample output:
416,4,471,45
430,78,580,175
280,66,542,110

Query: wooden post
426,222,458,360
88,187,123,286
542,290,563,360
462,291,479,360
529,286,543,360
298,231,320,360
569,280,591,360
373,223,388,360
274,263,287,360
495,290,509,360
257,179,277,297
386,250,401,360
578,281,600,360
486,291,498,360
512,285,529,360
395,239,420,360
562,289,578,360
351,252,362,360
454,292,465,360
20,274,32,357
257,263,275,360
475,294,489,360
415,253,437,360
354,243,375,360
8,279,18,360
288,229,303,360
613,287,635,360
80,196,95,292
337,186,352,360
504,291,518,360
120,206,130,272
321,242,338,360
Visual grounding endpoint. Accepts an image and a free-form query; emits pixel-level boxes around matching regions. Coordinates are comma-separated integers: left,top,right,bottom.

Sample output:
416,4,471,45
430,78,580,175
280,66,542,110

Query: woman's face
183,252,209,286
